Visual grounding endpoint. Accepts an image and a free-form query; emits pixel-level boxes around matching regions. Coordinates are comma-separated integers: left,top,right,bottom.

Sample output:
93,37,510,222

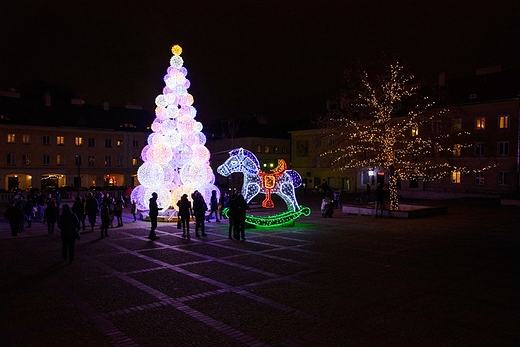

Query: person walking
375,183,386,218
58,204,80,263
131,199,137,222
24,197,34,228
227,193,238,239
177,194,192,238
5,200,22,237
206,190,220,222
72,196,86,232
193,192,207,237
148,192,161,240
85,192,99,232
44,200,58,234
234,194,248,241
114,196,124,227
100,203,110,238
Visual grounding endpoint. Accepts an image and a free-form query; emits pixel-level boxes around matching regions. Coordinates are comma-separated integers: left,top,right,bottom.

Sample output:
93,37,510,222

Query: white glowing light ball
155,94,167,107
181,134,198,147
180,67,188,76
130,185,148,211
164,132,181,148
186,94,194,106
172,144,193,167
155,106,167,120
152,143,173,164
180,162,208,187
141,145,151,162
161,119,177,134
197,184,220,209
165,93,176,105
170,55,184,69
145,187,172,210
166,105,179,119
194,122,203,132
147,133,156,145
151,121,162,133
191,145,210,163
184,79,191,89
151,134,167,146
171,186,195,212
137,162,164,188
195,132,207,145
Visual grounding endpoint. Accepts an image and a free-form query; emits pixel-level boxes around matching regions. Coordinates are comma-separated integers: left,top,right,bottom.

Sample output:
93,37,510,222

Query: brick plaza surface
0,194,519,346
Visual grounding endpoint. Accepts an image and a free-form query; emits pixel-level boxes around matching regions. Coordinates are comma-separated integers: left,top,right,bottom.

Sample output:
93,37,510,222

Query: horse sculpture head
217,148,260,177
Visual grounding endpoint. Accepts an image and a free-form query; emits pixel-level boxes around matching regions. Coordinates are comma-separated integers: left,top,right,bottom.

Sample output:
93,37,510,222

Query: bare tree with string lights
317,62,496,210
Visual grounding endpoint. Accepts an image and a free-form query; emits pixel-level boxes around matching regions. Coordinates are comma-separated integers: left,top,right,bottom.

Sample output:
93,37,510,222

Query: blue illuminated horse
217,148,302,212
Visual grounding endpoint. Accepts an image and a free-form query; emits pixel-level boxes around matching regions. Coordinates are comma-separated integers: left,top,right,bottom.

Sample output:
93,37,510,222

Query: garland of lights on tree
131,45,219,216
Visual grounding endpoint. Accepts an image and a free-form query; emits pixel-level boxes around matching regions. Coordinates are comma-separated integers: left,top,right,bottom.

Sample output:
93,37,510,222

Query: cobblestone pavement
0,195,519,346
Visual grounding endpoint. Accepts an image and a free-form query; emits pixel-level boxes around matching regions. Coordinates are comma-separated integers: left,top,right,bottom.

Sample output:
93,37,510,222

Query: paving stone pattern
0,195,519,346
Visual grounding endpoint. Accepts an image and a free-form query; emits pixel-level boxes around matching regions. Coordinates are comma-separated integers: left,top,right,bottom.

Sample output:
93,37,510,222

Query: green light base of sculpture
222,206,311,228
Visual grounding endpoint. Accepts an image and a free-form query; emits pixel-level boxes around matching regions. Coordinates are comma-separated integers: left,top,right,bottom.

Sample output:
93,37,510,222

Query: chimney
45,92,51,107
102,101,109,111
438,72,446,88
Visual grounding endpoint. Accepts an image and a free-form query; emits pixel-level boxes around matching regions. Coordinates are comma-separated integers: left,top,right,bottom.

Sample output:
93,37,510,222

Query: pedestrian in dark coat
100,203,110,238
206,190,220,222
5,201,22,237
114,196,124,227
131,200,137,221
72,196,85,231
234,194,248,241
375,183,386,218
85,193,99,231
193,193,207,237
24,198,34,228
58,204,80,263
177,194,192,238
227,194,238,239
148,192,161,240
44,201,58,234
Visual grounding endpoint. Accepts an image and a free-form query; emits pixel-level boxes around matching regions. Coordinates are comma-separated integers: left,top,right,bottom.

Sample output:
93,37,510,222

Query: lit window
498,142,509,156
498,171,508,185
117,140,123,147
475,117,485,130
43,135,50,145
88,156,95,166
22,154,30,165
499,115,509,129
57,155,63,165
75,137,82,146
265,146,270,153
22,134,30,143
411,125,419,136
451,119,462,132
88,138,95,147
105,156,112,166
7,134,15,143
7,153,15,165
132,157,138,166
57,136,64,145
257,145,262,153
475,143,485,156
475,171,484,185
105,139,112,148
451,171,461,184
453,144,461,156
43,154,50,165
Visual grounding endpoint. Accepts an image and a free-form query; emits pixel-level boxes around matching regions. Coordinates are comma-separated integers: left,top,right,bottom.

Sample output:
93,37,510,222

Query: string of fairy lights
319,63,497,210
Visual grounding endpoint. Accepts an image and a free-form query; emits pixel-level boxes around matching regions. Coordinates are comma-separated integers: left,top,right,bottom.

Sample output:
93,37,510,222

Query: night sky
1,0,519,126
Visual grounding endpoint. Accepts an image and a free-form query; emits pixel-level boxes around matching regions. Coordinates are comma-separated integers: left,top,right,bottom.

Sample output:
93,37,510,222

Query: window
498,171,508,185
499,115,509,129
7,134,15,143
451,171,461,184
75,137,82,146
43,154,50,165
282,146,287,154
105,156,112,166
56,155,63,165
329,138,335,146
475,143,485,156
88,138,95,147
453,144,461,156
105,139,112,148
274,147,279,153
132,140,139,148
411,125,419,136
117,156,123,166
432,120,442,132
257,145,262,153
88,156,95,166
498,142,509,156
117,140,123,147
75,155,82,166
7,153,15,165
475,171,484,185
22,134,30,143
132,157,138,166
475,117,485,130
264,146,270,153
22,154,30,165
43,135,50,145
315,139,322,148
57,136,64,145
451,119,462,132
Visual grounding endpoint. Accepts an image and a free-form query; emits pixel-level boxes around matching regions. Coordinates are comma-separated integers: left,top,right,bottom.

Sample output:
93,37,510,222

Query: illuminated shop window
451,171,461,184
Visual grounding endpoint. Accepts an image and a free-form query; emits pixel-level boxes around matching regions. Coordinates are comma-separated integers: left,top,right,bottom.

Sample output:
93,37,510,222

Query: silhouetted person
44,201,58,234
193,192,207,237
177,194,192,238
227,194,238,239
72,196,85,231
206,190,220,222
85,192,99,231
131,199,137,222
365,184,371,203
100,203,110,238
58,204,80,263
234,194,248,241
114,196,124,227
375,183,386,218
148,192,161,240
5,201,22,236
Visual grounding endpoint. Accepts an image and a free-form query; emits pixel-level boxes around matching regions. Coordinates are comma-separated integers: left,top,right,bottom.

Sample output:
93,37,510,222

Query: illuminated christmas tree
318,62,495,210
131,45,219,215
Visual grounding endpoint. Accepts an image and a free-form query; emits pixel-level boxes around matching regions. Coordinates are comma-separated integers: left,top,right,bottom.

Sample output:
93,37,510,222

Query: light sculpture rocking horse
217,148,310,227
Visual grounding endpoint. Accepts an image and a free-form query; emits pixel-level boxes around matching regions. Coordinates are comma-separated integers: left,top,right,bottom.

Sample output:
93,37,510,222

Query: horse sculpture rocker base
217,148,310,227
